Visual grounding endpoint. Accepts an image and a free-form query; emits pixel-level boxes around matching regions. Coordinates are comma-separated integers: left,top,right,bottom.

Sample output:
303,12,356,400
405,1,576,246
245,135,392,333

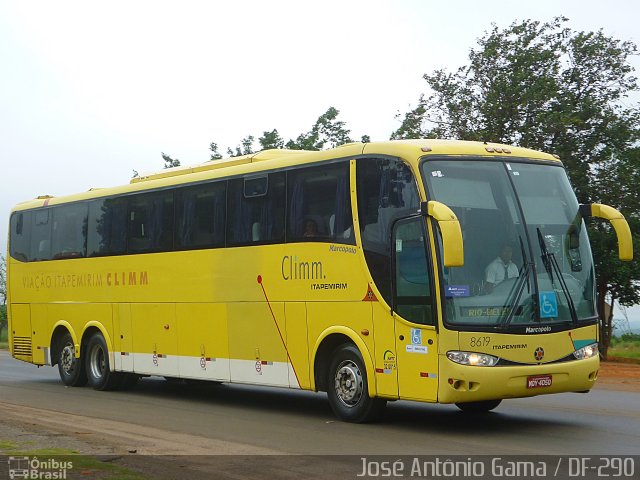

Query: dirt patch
0,402,278,456
0,402,283,479
595,361,640,392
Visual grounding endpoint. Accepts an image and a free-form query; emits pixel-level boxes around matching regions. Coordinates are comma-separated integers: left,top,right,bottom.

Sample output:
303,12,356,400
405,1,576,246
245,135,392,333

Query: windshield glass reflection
422,159,595,328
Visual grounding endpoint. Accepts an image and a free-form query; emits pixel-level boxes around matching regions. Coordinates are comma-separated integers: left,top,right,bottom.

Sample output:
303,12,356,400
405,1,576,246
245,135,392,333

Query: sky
1,0,639,326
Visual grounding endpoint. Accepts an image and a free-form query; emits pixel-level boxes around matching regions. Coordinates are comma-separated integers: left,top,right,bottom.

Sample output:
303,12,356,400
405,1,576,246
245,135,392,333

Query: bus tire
326,344,386,423
85,332,122,391
455,399,502,413
57,332,87,387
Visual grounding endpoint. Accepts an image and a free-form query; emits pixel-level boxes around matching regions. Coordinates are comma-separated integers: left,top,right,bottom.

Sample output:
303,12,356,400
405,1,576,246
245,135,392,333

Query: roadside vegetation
1,440,148,479
0,304,7,349
608,333,640,362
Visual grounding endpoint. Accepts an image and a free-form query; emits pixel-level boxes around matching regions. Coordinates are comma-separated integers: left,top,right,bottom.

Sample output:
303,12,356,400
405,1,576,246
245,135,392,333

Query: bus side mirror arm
420,201,464,267
580,203,633,261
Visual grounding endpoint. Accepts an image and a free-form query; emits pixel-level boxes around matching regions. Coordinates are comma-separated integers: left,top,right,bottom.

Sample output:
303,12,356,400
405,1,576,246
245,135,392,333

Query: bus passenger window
287,162,354,244
87,198,128,256
29,210,52,261
127,192,174,254
227,173,285,245
176,182,226,249
51,203,88,259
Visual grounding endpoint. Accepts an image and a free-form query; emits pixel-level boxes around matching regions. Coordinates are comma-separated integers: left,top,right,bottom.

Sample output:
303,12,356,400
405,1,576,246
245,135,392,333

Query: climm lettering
106,271,149,286
21,272,149,289
281,255,324,280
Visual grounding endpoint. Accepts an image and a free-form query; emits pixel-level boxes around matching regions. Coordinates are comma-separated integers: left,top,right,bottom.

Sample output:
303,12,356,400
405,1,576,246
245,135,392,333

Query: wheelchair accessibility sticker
411,328,422,345
539,291,558,318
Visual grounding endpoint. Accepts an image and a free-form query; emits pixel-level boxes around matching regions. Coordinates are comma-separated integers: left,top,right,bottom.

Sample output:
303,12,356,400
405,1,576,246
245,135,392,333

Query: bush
620,333,640,343
0,305,6,329
0,305,6,344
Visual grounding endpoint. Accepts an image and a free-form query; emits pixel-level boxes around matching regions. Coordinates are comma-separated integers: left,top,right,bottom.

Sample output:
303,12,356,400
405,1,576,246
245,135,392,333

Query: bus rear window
10,212,31,262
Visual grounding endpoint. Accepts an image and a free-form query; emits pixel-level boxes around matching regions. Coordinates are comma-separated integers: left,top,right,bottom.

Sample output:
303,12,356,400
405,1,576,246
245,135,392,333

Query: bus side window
287,162,354,244
175,181,226,249
227,173,285,246
52,203,88,259
128,191,174,254
87,197,128,256
30,209,52,261
357,158,420,304
10,211,31,262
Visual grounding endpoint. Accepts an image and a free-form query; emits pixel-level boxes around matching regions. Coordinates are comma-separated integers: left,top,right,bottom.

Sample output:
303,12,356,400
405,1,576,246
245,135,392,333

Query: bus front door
392,217,439,402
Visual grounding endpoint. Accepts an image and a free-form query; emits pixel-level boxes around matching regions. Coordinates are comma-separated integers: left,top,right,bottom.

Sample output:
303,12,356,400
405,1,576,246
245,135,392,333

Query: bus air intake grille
12,336,32,356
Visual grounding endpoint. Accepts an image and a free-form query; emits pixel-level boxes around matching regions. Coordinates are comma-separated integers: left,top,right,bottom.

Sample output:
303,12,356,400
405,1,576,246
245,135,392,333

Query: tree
0,255,6,306
0,255,6,338
258,129,285,150
162,152,181,169
210,107,353,160
286,107,353,150
588,147,640,351
227,136,256,157
393,17,640,356
209,142,223,160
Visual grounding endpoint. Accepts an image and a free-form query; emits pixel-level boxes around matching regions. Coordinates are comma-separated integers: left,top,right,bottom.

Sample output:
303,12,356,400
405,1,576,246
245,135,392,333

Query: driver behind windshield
484,244,519,294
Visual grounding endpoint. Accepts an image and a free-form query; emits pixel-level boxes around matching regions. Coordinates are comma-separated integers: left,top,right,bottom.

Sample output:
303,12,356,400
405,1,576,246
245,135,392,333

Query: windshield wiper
518,235,531,295
498,236,533,329
498,261,532,329
536,228,578,324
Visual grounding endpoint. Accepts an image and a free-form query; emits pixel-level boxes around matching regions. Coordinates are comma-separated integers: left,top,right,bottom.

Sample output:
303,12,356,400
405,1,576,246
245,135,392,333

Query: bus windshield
422,158,596,330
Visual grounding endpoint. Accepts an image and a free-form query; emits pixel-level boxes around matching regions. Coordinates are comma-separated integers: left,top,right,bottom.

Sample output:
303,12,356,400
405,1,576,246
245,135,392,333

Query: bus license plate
527,375,552,389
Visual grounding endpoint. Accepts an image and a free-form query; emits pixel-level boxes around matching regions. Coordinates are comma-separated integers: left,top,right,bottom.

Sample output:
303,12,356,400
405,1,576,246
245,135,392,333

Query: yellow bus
6,140,633,422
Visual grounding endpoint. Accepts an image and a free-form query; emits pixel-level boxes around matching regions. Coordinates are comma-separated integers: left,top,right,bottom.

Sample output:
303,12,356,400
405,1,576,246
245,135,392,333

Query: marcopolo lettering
525,326,552,333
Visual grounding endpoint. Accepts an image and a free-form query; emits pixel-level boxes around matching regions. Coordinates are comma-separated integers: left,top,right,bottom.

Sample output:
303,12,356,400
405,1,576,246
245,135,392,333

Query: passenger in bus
484,244,519,294
303,218,320,238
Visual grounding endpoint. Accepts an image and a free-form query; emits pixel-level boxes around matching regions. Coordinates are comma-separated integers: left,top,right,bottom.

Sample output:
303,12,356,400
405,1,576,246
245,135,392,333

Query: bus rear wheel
326,344,386,423
57,332,87,387
85,332,123,391
455,399,502,413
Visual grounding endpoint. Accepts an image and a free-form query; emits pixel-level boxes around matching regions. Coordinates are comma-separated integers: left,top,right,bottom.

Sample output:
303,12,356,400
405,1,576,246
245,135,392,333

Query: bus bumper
437,355,599,404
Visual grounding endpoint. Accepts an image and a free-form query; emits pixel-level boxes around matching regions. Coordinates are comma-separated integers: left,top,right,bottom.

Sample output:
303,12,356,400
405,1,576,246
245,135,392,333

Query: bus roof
12,139,559,212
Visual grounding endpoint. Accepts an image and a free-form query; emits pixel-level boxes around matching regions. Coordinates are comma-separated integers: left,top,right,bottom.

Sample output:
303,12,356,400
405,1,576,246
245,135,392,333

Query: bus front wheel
326,344,386,423
57,332,87,387
455,399,502,413
85,333,122,391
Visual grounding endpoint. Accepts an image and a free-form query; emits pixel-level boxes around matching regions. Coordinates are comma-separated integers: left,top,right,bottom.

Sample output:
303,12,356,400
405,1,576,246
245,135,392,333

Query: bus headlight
573,342,599,360
446,351,499,366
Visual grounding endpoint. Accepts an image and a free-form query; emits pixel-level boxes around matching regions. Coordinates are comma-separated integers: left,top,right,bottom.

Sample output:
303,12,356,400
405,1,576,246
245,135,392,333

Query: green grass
608,343,640,360
608,334,640,361
1,440,150,479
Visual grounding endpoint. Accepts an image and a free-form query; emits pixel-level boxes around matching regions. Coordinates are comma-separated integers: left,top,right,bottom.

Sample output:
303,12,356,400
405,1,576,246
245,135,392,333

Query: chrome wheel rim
60,344,76,375
334,360,364,407
88,343,106,380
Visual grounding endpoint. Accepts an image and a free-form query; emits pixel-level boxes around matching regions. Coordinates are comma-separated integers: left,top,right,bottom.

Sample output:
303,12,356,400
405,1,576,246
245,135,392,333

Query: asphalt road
1,350,639,456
